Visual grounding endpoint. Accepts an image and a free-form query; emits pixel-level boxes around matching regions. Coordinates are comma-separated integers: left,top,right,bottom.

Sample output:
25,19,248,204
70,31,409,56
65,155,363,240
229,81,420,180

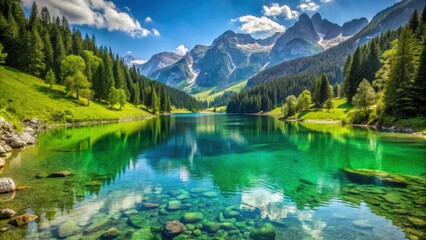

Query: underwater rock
202,222,220,233
408,217,426,228
0,158,4,168
341,168,408,187
57,221,81,238
142,203,159,210
414,197,426,205
127,215,149,228
221,222,236,230
249,223,276,240
48,171,73,178
190,188,208,193
35,173,48,179
100,228,121,240
185,224,195,231
167,200,182,211
352,220,373,230
163,221,185,238
182,212,203,223
176,193,190,200
224,206,240,218
9,214,38,226
382,193,400,204
84,218,117,234
0,209,16,219
201,191,218,198
193,229,202,236
0,178,16,193
131,228,153,240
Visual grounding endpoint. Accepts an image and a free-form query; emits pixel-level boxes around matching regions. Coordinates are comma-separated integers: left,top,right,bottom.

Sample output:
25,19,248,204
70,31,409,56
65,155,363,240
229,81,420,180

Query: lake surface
0,114,425,240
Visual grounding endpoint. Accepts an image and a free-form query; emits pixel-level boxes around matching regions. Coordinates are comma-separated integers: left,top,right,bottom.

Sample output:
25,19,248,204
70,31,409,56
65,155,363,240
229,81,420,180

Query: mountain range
127,12,369,93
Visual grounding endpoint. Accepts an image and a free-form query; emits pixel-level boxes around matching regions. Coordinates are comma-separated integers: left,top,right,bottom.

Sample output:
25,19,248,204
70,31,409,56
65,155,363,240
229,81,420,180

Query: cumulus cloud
232,15,285,37
22,0,158,38
298,0,320,11
262,3,299,20
175,45,189,56
152,28,160,36
145,16,152,23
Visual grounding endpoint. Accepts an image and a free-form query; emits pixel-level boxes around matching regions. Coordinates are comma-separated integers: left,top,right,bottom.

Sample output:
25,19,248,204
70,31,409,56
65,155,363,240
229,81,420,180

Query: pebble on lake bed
163,221,185,238
0,178,16,193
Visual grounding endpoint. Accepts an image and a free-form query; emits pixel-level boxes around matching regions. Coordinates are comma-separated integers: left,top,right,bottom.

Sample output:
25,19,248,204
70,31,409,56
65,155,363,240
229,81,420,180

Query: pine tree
346,48,363,102
27,26,46,76
151,88,160,114
408,10,419,32
414,30,426,115
384,29,417,117
43,31,54,75
52,28,66,82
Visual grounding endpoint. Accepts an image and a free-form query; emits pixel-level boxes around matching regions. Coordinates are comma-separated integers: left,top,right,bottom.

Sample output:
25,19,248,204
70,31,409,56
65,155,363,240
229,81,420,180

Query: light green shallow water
0,114,425,239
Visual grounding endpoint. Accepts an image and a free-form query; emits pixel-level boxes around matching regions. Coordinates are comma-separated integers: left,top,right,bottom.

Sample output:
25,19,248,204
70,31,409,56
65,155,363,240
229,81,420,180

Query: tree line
0,0,203,113
343,8,426,122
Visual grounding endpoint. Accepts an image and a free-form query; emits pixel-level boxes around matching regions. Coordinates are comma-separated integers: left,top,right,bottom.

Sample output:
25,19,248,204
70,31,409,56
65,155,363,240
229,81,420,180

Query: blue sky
24,0,400,61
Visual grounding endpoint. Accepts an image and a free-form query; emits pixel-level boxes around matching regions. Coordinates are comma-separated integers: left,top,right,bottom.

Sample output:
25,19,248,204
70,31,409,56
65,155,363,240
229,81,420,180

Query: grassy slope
193,80,247,102
297,98,351,121
265,98,352,120
0,66,152,126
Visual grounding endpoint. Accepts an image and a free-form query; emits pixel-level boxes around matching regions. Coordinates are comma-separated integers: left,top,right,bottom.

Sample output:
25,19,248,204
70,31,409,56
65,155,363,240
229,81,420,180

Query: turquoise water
0,114,425,239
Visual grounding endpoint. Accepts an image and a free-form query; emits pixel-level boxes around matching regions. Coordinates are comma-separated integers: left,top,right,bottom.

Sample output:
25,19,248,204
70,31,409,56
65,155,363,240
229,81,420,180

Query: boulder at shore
0,178,16,193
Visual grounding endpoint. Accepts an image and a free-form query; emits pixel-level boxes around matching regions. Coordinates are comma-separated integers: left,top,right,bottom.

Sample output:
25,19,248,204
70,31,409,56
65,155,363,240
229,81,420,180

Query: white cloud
321,0,332,2
152,28,160,36
145,16,152,23
298,0,320,11
22,0,158,38
232,15,285,37
262,3,299,20
175,45,189,56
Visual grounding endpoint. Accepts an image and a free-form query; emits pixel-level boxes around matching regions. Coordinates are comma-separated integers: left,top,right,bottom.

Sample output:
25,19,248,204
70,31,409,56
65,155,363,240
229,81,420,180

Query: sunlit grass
0,66,152,129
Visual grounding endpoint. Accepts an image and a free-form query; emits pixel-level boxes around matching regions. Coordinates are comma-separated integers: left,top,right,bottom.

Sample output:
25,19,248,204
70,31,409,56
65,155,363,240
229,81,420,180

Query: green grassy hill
0,66,152,128
265,98,353,121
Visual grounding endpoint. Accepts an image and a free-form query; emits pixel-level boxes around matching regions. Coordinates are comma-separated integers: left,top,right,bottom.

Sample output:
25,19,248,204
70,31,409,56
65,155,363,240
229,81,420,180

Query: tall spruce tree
27,26,45,76
384,29,417,117
346,48,363,102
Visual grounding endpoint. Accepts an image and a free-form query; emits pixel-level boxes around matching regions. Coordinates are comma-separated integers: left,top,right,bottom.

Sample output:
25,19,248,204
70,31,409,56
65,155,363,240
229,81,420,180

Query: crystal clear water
1,114,425,239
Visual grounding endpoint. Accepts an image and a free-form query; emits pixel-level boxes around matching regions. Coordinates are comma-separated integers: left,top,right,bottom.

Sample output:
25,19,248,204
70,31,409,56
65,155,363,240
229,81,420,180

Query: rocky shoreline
0,117,41,166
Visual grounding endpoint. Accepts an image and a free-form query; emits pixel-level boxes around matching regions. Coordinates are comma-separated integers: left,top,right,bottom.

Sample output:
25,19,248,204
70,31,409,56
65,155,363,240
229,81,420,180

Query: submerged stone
249,223,276,240
131,228,153,240
177,193,190,200
9,214,38,226
193,229,202,236
0,209,16,219
201,191,218,198
341,168,408,187
190,188,208,193
182,212,203,223
163,221,184,238
128,215,149,228
57,221,81,238
408,217,426,228
100,228,120,240
382,193,400,204
48,171,73,178
221,222,236,230
352,220,373,230
142,202,159,209
202,222,220,233
167,200,182,210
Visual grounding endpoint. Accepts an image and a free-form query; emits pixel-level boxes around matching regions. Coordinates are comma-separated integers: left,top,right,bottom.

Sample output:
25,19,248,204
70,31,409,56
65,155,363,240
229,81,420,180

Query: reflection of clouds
180,166,190,182
298,210,327,240
108,191,143,214
241,187,296,220
241,187,327,239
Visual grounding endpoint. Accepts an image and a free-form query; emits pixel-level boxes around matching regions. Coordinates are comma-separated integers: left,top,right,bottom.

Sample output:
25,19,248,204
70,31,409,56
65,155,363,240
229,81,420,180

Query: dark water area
0,114,425,239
